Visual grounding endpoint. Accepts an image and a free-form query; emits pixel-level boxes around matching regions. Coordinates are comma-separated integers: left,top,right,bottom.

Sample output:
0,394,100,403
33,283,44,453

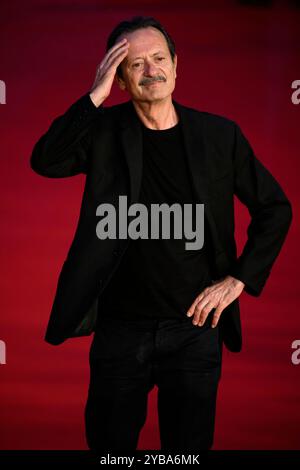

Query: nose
143,61,157,76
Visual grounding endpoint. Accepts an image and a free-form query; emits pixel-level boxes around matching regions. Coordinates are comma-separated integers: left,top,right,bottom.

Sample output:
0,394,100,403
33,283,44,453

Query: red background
0,0,299,450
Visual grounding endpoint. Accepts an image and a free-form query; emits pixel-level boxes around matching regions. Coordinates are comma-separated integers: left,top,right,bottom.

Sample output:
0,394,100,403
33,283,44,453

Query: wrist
89,91,106,108
228,275,245,289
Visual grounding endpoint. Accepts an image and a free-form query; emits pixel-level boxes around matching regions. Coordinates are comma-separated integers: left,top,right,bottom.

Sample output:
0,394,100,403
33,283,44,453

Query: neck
131,97,179,130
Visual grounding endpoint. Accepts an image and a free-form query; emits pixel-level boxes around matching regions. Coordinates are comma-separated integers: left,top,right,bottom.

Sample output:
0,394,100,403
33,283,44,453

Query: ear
173,54,177,79
115,74,127,91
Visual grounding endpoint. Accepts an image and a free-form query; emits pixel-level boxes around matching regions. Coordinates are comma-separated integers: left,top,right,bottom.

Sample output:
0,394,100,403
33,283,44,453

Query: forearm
30,93,103,178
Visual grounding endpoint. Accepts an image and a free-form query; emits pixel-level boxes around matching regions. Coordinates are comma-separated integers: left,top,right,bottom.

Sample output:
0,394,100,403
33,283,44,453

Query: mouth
143,80,164,87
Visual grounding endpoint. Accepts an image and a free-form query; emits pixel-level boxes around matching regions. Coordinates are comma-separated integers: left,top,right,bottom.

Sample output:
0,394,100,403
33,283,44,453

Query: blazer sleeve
30,93,104,177
228,123,293,296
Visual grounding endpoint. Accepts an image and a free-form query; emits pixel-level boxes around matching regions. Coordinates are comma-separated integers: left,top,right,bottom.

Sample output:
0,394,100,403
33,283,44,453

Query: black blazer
30,93,293,352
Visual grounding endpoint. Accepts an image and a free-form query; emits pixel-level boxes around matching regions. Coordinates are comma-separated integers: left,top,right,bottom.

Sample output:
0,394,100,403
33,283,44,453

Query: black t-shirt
97,119,213,321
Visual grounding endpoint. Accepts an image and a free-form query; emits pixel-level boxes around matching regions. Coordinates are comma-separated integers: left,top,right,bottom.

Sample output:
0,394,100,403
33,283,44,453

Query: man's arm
30,37,130,178
228,123,293,296
30,94,103,178
186,123,292,327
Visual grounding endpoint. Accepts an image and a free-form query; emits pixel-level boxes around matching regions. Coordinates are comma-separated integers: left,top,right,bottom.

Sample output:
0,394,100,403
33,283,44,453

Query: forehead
119,27,169,59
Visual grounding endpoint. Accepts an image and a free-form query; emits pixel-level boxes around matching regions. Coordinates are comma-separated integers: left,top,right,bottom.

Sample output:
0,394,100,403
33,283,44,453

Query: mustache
139,76,166,86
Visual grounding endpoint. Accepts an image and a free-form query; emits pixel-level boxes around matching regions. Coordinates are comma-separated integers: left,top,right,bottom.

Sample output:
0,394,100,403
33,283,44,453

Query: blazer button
113,250,119,256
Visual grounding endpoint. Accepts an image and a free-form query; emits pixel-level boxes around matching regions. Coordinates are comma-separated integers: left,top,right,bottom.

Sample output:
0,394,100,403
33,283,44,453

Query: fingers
211,305,224,328
186,284,225,327
186,276,244,328
192,300,215,326
95,45,128,84
109,45,129,69
186,290,206,317
92,43,129,92
90,38,130,102
104,38,129,63
100,39,129,71
191,300,227,328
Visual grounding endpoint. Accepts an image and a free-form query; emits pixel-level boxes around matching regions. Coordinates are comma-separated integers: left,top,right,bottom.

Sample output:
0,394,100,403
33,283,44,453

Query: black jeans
84,311,223,452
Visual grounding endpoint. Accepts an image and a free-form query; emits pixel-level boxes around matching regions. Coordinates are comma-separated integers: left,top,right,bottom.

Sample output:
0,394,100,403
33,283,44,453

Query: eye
132,63,142,68
156,57,165,61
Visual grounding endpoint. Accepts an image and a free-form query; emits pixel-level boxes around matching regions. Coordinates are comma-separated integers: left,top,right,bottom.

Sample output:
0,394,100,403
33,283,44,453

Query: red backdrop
0,0,299,450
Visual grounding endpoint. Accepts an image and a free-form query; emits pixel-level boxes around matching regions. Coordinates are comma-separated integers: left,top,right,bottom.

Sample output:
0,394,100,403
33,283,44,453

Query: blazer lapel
172,100,225,258
119,98,229,272
173,100,231,273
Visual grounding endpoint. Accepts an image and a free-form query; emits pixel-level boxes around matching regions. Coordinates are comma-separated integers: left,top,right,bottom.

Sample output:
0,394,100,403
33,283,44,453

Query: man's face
116,27,177,103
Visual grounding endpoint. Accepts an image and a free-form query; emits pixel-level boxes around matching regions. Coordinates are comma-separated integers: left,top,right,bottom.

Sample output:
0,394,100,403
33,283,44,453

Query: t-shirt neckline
142,121,180,133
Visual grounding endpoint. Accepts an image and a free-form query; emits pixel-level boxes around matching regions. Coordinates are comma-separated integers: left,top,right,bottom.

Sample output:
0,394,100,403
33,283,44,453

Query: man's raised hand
89,38,129,107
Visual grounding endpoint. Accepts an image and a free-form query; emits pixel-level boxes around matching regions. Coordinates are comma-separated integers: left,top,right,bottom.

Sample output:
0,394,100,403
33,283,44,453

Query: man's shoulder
175,100,237,131
101,99,238,137
102,99,236,124
101,99,133,115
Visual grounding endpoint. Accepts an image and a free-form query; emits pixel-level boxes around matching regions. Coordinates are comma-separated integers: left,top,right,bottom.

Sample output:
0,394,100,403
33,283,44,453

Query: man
30,16,292,452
